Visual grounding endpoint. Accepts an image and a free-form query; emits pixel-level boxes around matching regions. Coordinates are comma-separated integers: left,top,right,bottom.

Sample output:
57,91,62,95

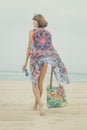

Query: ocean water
0,70,87,82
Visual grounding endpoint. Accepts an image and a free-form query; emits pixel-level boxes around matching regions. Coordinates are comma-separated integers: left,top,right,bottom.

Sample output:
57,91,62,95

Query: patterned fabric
29,28,70,87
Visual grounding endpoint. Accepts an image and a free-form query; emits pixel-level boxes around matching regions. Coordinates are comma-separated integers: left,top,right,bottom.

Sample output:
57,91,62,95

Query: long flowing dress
29,28,70,87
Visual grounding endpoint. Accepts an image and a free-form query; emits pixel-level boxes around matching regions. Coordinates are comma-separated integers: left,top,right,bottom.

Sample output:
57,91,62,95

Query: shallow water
0,70,87,82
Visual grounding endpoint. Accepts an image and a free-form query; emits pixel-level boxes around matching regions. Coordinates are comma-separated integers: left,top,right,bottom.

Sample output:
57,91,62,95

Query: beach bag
46,67,68,108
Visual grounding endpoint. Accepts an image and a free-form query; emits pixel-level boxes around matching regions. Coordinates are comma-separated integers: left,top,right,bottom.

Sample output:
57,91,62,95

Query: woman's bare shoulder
29,29,33,34
28,29,34,42
45,28,51,34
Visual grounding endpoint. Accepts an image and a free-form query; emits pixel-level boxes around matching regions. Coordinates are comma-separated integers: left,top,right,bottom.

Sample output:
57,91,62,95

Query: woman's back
30,28,70,87
30,28,58,59
32,28,54,51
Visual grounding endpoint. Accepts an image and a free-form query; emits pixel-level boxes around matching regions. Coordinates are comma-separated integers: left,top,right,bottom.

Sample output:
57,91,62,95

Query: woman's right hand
22,63,27,71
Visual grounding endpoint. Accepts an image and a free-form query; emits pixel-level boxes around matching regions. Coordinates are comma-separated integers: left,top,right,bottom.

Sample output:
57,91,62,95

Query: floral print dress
29,28,70,87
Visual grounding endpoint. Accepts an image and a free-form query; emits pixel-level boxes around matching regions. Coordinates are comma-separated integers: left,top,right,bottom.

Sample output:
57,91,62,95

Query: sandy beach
0,80,87,130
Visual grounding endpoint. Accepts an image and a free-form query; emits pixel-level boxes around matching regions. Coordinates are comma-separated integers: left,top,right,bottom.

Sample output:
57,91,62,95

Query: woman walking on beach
22,14,70,116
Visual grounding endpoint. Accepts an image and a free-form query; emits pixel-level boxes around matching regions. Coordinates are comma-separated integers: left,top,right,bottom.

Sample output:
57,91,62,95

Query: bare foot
33,101,38,110
39,104,45,116
40,108,45,116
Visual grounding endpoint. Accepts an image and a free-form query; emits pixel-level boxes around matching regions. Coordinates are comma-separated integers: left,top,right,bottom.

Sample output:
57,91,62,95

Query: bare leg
32,82,38,110
38,63,48,113
38,63,48,97
32,84,45,116
30,64,38,110
30,63,48,115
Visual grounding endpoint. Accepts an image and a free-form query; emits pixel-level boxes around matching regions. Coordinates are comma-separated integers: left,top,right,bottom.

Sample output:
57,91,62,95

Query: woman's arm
25,30,33,65
22,30,33,70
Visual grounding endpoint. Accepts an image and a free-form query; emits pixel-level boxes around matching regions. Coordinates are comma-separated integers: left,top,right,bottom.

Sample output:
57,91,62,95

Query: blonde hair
32,14,48,28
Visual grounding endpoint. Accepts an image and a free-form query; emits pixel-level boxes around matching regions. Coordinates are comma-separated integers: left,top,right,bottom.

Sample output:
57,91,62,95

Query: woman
22,14,70,116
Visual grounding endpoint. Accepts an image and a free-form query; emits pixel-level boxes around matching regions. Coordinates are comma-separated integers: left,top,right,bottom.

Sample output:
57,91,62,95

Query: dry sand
0,80,87,130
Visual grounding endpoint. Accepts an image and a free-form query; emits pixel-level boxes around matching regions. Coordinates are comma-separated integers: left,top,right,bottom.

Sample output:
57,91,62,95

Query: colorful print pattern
29,28,70,87
47,84,68,108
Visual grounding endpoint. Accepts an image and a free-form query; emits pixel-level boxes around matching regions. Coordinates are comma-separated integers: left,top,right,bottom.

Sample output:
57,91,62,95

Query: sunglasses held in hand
23,69,29,77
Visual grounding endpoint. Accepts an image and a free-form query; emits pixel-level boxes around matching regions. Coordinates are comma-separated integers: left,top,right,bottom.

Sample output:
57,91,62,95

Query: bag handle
50,67,53,88
50,67,61,88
